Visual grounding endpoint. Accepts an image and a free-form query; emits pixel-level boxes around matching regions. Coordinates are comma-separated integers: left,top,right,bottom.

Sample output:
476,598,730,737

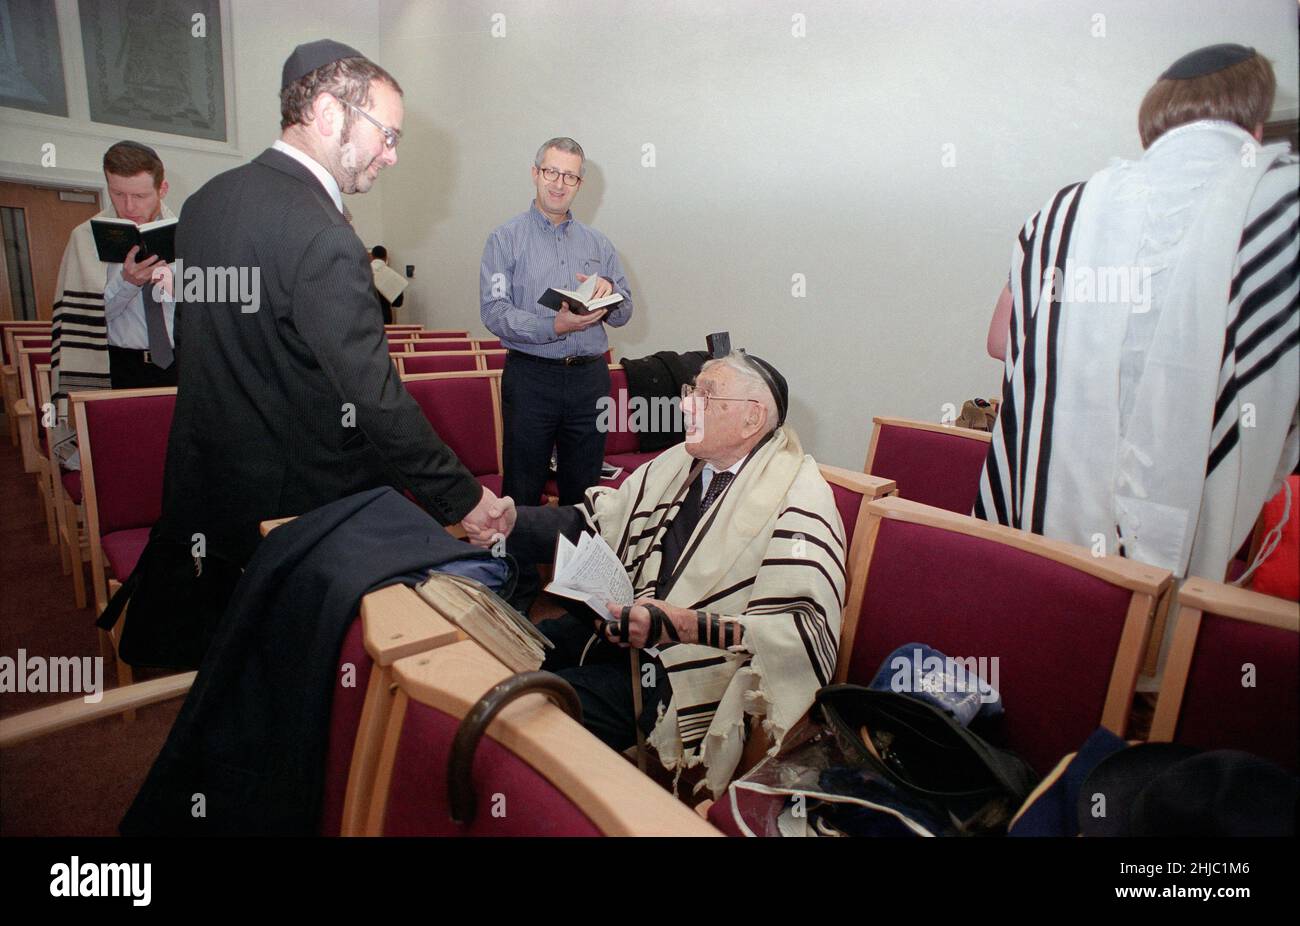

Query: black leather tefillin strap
606,603,681,647
694,610,743,649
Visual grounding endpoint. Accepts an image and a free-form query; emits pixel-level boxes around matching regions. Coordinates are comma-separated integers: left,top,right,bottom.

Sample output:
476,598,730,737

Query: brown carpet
0,418,180,836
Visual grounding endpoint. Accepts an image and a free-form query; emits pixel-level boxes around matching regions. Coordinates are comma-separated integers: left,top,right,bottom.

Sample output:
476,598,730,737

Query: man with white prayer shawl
980,44,1298,681
478,351,846,795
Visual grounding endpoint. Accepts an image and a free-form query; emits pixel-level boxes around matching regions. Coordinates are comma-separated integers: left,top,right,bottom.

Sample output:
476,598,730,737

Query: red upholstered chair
398,351,482,376
472,337,503,350
73,387,178,688
480,349,507,371
816,465,896,626
317,584,465,835
400,371,504,497
415,329,469,339
1149,578,1299,772
409,339,474,352
864,416,992,514
835,496,1170,777
364,639,720,836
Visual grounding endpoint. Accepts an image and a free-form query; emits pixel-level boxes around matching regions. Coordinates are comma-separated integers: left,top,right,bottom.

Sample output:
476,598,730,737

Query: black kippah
1160,44,1257,81
738,351,789,427
281,38,365,90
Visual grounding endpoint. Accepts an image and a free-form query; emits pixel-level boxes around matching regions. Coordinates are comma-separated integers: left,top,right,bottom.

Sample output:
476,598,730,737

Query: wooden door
0,182,101,321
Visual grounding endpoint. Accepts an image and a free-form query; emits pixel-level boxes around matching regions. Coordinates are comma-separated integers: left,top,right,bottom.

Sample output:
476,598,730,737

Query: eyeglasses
339,99,402,149
680,382,761,413
537,166,582,187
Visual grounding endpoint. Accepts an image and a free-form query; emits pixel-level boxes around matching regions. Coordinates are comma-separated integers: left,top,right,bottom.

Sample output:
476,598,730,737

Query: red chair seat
476,473,503,496
100,527,151,580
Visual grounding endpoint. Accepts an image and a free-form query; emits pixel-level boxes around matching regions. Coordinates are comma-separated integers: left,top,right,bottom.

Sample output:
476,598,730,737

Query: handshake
460,487,517,548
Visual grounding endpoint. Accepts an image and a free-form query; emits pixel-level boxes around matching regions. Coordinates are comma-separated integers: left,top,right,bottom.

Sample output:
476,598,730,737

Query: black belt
108,345,164,367
507,349,603,367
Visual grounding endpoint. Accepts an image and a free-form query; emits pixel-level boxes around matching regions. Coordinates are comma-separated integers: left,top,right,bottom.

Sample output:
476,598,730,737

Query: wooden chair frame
36,366,89,608
365,639,720,836
394,349,493,376
15,345,52,476
834,495,1172,737
2,324,50,444
1148,577,1299,745
863,414,992,475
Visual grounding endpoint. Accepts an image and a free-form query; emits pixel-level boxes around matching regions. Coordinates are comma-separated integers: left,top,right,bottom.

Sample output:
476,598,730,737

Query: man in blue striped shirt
481,137,634,605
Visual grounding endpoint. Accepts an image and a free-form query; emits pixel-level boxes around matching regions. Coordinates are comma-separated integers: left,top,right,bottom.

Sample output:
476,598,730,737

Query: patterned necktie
699,470,735,515
142,281,174,369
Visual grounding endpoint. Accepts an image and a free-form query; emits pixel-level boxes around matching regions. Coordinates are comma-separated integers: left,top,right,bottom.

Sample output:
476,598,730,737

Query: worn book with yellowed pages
415,572,549,673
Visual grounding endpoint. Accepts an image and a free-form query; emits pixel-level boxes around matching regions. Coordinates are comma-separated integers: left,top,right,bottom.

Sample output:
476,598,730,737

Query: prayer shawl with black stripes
49,204,177,465
978,120,1299,586
577,427,846,796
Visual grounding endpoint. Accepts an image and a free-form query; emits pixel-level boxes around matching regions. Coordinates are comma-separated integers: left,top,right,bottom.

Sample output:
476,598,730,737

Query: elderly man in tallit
979,44,1299,679
483,351,844,795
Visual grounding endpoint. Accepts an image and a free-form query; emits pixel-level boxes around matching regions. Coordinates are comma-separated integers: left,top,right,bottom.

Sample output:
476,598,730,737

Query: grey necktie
699,470,735,515
142,281,174,369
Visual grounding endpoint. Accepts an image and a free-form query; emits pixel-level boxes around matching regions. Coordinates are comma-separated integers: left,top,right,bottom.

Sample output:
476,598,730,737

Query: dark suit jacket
158,147,481,565
122,488,504,835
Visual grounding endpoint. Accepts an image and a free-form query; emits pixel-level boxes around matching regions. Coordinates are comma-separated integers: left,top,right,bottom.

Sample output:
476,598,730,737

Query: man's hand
553,304,607,335
461,487,516,547
121,245,162,287
602,598,691,648
576,272,613,300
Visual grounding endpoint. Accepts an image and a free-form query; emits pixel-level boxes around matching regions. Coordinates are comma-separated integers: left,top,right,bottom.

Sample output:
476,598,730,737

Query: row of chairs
3,464,1290,835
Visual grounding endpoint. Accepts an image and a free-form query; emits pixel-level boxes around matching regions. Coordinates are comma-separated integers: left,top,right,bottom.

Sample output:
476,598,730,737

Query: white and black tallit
49,203,177,465
978,121,1299,585
576,427,846,796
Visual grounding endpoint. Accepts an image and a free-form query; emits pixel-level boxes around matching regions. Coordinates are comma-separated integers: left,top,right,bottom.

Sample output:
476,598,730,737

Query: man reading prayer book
468,351,846,795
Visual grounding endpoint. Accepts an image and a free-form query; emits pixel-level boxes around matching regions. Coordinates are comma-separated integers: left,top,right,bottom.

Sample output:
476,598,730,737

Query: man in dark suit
155,39,509,570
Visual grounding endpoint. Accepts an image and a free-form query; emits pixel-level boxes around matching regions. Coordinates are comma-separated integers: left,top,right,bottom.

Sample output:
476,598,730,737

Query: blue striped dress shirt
480,202,633,358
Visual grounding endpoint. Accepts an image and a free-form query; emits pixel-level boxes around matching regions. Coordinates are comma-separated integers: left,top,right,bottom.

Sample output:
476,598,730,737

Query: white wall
0,0,386,243
378,0,1299,470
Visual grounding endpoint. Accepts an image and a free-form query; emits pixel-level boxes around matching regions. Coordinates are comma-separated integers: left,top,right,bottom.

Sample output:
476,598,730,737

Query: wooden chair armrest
818,463,897,499
0,672,196,748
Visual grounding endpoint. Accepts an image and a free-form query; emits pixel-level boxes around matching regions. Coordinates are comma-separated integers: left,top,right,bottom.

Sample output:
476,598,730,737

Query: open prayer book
371,260,409,303
90,216,177,263
537,273,624,315
546,532,634,615
415,572,550,673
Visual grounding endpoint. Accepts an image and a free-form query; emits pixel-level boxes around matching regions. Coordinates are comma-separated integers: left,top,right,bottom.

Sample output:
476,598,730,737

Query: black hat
1078,744,1297,837
739,351,789,427
1160,43,1257,81
281,39,365,90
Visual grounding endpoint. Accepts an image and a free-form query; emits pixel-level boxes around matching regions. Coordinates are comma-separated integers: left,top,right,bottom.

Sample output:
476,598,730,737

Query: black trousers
502,353,609,609
539,613,671,753
109,346,178,389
